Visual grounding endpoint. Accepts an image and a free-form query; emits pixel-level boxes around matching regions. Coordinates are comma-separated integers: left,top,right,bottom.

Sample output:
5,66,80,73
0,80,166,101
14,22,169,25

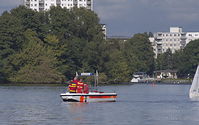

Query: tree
0,11,24,80
156,49,174,70
173,39,199,77
124,33,155,75
10,6,49,39
9,30,64,83
105,50,130,83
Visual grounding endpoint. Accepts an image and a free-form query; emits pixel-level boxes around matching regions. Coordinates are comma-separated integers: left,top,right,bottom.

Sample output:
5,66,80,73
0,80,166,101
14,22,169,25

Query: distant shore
0,79,192,86
159,79,192,84
0,82,65,86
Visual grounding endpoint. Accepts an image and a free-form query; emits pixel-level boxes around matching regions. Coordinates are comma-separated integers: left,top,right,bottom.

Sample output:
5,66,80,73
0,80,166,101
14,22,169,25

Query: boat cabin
154,70,178,79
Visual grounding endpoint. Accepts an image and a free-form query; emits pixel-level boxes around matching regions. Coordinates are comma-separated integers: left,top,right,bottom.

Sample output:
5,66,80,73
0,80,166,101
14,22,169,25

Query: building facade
24,0,93,11
101,24,107,40
150,27,199,58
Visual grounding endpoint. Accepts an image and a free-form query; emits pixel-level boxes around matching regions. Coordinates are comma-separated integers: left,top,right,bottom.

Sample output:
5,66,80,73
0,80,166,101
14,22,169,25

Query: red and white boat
60,71,117,102
60,91,117,102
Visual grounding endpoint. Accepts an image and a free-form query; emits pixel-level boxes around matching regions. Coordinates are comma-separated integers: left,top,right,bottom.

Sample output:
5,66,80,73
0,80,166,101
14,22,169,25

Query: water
0,84,198,125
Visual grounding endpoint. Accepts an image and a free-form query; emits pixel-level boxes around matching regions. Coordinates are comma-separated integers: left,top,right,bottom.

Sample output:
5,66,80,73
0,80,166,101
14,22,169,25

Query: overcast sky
1,0,199,37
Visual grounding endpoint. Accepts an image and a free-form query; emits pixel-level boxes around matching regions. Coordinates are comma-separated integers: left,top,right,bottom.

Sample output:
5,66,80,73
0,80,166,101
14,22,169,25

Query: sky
1,0,199,37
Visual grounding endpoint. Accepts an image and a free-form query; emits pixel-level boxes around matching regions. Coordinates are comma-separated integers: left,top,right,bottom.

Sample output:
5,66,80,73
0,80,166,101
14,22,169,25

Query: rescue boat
60,91,117,102
60,71,117,102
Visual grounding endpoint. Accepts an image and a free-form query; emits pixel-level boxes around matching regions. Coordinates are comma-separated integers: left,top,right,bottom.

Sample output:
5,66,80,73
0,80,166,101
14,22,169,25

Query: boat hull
189,92,199,99
60,92,117,102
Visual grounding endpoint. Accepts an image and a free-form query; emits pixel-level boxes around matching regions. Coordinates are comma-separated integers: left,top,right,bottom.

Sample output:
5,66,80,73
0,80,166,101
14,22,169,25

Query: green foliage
156,49,174,70
174,40,199,77
9,30,64,82
103,33,155,83
0,6,156,83
0,11,24,82
155,39,199,78
105,50,130,83
124,34,155,75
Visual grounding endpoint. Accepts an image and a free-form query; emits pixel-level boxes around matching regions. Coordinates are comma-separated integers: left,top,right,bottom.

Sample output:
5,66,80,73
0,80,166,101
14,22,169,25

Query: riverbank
0,82,65,86
0,78,192,86
159,79,191,84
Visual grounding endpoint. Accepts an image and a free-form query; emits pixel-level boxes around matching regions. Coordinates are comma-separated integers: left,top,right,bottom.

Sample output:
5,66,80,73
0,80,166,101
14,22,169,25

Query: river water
0,84,198,125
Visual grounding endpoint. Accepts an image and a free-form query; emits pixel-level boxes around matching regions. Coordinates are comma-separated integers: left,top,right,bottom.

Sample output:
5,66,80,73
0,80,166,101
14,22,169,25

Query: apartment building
150,27,199,58
24,0,93,11
101,24,107,40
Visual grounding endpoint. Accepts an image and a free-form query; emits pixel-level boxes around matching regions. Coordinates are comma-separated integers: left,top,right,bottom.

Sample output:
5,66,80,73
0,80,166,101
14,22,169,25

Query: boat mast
95,70,99,88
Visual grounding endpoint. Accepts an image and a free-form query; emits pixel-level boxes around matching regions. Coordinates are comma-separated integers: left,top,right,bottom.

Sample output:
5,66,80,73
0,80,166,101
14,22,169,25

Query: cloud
1,0,199,35
0,0,21,14
139,0,199,22
94,0,199,36
94,0,130,20
0,0,21,7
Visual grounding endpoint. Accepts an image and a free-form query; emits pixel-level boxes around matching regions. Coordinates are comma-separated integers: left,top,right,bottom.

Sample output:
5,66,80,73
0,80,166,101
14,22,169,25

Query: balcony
25,3,30,6
39,8,44,11
73,0,77,5
87,6,91,10
157,50,162,54
25,1,30,4
39,0,44,3
180,37,187,40
56,0,61,4
87,1,91,4
180,40,186,45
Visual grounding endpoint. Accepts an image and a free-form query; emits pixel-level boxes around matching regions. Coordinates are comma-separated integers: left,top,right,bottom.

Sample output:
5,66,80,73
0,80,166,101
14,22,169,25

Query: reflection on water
1,84,199,125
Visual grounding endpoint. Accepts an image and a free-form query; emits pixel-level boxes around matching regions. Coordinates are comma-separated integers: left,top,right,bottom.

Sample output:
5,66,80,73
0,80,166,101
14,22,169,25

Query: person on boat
71,77,79,84
76,79,84,93
68,82,77,93
68,77,79,93
83,84,89,94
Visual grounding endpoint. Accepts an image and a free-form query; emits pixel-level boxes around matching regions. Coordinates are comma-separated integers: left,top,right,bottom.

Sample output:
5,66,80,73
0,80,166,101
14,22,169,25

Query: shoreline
0,81,191,86
0,78,192,86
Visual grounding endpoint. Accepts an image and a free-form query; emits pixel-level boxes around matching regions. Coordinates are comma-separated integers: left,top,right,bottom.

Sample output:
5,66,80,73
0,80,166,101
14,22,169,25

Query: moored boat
130,72,154,83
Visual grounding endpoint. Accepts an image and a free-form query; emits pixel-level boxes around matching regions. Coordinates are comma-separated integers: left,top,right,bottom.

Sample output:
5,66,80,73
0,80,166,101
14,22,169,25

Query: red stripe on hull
89,96,117,99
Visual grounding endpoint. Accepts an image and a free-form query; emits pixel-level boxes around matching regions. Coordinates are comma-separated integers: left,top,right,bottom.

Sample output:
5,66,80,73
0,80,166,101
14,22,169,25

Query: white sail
189,65,199,98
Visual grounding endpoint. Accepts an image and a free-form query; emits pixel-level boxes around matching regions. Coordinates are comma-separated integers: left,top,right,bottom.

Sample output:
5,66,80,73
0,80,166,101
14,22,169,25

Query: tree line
0,6,198,84
156,39,199,78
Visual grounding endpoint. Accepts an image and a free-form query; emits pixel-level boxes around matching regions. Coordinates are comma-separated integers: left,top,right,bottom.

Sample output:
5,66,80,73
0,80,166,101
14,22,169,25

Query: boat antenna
76,72,79,77
96,70,99,87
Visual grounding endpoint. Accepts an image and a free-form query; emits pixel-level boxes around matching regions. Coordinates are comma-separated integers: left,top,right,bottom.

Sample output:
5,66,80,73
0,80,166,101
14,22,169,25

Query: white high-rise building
150,27,199,58
24,0,93,11
101,24,107,40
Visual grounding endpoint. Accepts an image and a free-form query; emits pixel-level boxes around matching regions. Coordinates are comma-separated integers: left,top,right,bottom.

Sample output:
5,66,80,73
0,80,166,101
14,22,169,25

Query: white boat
130,75,140,83
130,72,153,83
60,91,117,102
189,65,199,99
60,71,117,102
